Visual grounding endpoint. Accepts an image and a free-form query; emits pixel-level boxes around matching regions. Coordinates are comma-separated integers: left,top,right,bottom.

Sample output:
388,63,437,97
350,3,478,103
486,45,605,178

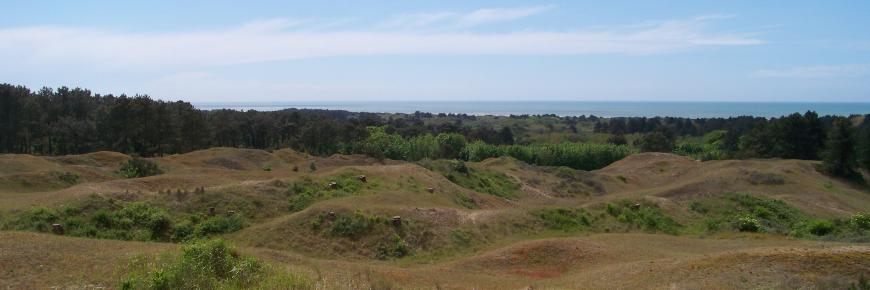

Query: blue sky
1,1,869,102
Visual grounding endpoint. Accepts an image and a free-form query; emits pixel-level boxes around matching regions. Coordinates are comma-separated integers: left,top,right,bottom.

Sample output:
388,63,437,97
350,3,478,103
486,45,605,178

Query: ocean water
193,101,870,118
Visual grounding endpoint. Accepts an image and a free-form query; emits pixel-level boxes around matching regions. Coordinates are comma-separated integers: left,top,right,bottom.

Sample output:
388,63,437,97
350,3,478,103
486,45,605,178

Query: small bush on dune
4,196,246,243
119,157,163,178
193,215,245,238
328,211,383,239
121,239,311,290
605,201,681,234
852,213,870,230
805,219,836,236
737,215,761,232
418,159,519,199
286,173,371,212
537,208,591,231
461,141,634,171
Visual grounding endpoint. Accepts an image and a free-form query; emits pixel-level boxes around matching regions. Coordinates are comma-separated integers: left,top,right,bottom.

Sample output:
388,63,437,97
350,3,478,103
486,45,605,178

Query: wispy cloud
456,5,555,27
752,64,870,78
0,13,762,72
380,5,554,29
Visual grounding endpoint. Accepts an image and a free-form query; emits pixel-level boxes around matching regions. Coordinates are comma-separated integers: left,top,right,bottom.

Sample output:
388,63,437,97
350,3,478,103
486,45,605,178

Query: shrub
3,198,246,243
537,208,590,231
55,171,80,185
606,201,680,234
462,141,634,171
636,131,675,153
450,229,473,246
376,234,409,259
853,213,870,230
120,239,309,290
737,215,761,232
729,194,805,234
287,173,369,212
119,157,163,178
806,219,835,236
419,160,519,199
193,215,245,238
328,211,383,239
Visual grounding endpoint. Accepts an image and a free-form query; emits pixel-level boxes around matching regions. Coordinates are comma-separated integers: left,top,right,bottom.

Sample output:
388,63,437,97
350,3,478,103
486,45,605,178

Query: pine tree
821,118,859,179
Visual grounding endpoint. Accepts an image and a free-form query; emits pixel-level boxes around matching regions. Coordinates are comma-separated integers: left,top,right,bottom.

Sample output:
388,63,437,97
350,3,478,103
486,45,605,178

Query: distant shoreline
192,101,870,118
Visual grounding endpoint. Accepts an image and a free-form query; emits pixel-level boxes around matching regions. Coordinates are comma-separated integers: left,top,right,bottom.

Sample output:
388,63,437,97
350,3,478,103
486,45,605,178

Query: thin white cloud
456,5,555,27
380,12,458,29
380,5,554,29
0,16,762,71
753,64,870,78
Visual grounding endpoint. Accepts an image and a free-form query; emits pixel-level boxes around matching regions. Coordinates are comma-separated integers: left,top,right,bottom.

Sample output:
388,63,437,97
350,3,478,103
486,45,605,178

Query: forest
1,83,869,177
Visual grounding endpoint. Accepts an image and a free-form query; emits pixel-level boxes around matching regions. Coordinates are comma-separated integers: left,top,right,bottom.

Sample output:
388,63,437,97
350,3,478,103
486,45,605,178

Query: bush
853,213,870,230
119,157,163,178
737,215,761,232
419,160,519,199
55,171,80,185
537,208,590,231
193,215,245,238
3,197,246,243
327,211,383,239
121,239,309,290
605,202,680,234
636,131,675,153
287,173,369,212
376,234,409,259
462,141,634,171
806,219,835,236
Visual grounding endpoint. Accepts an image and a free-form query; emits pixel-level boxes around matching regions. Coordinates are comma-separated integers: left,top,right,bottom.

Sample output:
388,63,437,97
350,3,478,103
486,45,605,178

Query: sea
193,101,870,118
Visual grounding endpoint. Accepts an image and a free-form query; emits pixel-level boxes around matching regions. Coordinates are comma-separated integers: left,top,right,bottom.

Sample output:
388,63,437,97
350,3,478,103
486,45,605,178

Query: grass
121,239,312,289
119,157,163,178
687,193,870,241
287,170,375,212
1,194,247,242
4,147,870,288
418,159,520,199
536,208,591,232
604,201,681,235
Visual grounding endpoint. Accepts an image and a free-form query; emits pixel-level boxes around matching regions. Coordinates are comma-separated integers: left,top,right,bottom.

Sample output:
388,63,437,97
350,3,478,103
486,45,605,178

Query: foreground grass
122,239,311,290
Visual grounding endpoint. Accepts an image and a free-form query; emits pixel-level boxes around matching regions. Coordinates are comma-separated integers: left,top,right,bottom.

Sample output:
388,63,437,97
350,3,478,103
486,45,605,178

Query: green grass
536,208,592,232
1,194,247,242
287,170,376,212
604,201,681,235
119,157,163,178
687,193,870,241
461,141,635,171
418,159,520,199
121,239,312,289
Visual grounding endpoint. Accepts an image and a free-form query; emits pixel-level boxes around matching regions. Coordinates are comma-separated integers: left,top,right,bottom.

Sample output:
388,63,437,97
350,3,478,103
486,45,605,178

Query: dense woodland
1,84,869,177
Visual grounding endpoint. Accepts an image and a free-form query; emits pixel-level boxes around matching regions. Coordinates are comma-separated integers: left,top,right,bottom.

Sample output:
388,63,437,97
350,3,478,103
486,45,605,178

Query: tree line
2,84,868,178
0,84,513,156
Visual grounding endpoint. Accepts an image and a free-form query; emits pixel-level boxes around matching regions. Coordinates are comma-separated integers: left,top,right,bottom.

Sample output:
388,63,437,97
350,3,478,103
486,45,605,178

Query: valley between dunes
1,148,869,289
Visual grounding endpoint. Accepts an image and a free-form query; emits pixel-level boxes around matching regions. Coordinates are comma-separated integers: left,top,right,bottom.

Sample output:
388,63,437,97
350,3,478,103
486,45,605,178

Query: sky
1,0,869,102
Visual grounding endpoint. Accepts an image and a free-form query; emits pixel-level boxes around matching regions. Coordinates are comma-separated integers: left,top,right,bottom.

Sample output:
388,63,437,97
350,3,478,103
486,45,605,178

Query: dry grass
1,148,869,289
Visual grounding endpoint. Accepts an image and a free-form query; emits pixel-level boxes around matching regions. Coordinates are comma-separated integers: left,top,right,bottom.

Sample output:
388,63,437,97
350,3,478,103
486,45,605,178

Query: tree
636,130,675,153
498,126,515,145
435,133,466,159
857,122,870,171
607,133,628,145
821,117,859,179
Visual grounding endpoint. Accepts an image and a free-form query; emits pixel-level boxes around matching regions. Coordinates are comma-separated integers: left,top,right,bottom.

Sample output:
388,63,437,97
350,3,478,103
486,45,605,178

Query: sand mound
458,239,604,279
0,154,60,175
161,147,280,171
48,151,130,167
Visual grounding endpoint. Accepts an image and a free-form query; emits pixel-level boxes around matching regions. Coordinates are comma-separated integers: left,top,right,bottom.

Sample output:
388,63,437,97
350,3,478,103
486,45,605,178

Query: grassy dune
1,148,869,289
